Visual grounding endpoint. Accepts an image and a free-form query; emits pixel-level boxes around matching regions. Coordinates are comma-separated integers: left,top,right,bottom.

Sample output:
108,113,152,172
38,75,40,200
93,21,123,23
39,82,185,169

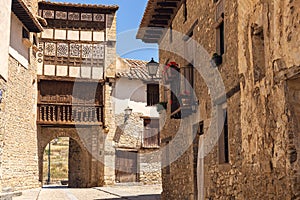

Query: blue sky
54,0,158,61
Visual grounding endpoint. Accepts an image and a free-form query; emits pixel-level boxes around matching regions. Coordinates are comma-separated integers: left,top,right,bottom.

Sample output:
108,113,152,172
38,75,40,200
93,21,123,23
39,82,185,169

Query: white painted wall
9,13,29,68
113,77,159,118
0,0,12,80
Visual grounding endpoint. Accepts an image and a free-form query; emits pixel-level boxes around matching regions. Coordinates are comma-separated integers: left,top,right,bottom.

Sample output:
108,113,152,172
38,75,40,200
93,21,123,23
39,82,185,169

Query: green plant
156,102,167,112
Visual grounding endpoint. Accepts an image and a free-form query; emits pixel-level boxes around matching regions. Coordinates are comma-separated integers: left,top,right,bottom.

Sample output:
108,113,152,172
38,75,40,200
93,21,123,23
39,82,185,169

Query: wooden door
115,150,138,183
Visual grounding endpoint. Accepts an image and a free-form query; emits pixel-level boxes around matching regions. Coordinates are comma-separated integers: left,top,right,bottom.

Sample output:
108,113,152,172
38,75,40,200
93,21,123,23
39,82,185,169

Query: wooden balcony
37,103,103,125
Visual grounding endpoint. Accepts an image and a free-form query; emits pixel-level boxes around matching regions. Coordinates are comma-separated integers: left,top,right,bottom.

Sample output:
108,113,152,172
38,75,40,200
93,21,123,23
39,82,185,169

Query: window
22,27,29,39
147,84,159,106
216,21,224,55
182,64,194,95
170,67,180,114
183,0,187,22
143,118,160,148
215,0,224,55
219,109,229,164
251,24,265,82
170,24,173,43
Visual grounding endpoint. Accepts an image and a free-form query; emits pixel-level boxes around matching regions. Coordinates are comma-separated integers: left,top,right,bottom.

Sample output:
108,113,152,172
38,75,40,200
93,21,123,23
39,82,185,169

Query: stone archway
37,126,105,188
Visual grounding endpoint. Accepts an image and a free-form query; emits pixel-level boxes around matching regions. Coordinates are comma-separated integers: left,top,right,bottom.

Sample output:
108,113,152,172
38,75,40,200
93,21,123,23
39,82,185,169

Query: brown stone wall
113,113,162,184
238,0,300,199
114,113,143,149
159,0,241,199
139,148,161,185
0,55,40,191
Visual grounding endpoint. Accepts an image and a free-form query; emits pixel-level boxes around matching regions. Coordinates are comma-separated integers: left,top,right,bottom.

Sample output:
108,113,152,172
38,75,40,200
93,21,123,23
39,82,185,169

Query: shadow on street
95,194,160,200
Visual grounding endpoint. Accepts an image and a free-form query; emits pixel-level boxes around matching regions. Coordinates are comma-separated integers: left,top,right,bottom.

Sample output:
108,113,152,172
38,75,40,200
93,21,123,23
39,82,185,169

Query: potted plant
211,53,222,66
156,102,168,112
162,62,179,83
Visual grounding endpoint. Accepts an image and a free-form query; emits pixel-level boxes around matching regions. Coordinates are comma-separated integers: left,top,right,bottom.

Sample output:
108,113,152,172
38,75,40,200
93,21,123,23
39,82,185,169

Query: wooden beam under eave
143,34,162,39
150,20,169,25
145,29,164,35
154,8,174,14
157,2,178,7
143,38,159,43
152,14,171,20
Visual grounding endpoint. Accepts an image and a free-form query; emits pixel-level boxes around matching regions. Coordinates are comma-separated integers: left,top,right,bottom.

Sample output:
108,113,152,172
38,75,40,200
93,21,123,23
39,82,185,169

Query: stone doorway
38,126,105,188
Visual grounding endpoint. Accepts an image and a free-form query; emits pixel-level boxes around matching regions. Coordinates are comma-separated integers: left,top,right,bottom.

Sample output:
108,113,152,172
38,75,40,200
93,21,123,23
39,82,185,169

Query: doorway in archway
43,137,69,186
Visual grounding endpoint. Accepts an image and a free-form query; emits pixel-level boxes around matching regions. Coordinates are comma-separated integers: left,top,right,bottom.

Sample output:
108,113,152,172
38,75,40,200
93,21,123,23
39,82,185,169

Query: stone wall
238,0,300,199
0,55,40,191
113,113,162,185
114,113,143,149
157,0,300,199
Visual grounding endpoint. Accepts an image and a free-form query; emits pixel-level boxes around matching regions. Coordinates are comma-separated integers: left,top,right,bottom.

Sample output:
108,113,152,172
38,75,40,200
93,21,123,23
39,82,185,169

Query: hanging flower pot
162,62,179,83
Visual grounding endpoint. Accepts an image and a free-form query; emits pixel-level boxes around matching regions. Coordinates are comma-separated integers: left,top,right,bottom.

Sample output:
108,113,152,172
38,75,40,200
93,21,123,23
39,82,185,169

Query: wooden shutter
147,84,159,106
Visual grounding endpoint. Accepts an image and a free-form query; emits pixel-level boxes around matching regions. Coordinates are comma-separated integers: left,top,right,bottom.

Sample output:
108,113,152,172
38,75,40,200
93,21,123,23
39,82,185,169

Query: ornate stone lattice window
68,12,80,20
44,42,56,56
57,43,68,57
82,44,93,58
43,10,54,19
70,43,81,58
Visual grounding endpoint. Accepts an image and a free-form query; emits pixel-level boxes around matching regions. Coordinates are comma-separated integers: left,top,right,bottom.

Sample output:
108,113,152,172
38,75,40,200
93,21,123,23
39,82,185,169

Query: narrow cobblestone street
13,185,162,200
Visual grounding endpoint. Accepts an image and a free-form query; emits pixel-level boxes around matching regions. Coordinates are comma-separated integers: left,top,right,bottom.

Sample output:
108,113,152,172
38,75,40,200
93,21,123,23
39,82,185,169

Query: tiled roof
39,1,119,10
117,58,160,81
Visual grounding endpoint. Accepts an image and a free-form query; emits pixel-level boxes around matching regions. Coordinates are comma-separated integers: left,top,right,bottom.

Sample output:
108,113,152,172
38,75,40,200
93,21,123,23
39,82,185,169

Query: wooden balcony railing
37,103,103,125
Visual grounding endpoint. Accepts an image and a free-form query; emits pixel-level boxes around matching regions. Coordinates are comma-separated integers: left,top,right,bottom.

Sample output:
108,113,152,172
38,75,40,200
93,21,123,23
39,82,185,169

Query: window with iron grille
147,84,159,106
143,118,160,148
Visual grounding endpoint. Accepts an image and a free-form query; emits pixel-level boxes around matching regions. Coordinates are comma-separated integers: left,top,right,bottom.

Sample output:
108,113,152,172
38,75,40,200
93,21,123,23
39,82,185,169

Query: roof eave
12,0,43,32
38,1,119,12
136,0,184,43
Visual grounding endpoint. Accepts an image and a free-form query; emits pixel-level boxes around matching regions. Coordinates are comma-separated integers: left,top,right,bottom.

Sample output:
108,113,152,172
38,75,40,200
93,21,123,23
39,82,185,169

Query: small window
183,0,187,22
216,22,224,55
143,118,160,148
147,84,159,106
22,27,29,39
170,67,180,114
182,64,194,95
33,34,38,46
219,109,229,164
170,24,173,43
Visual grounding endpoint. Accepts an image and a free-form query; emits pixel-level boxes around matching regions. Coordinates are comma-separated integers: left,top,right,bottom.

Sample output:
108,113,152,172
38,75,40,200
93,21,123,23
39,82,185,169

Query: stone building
137,0,299,199
112,57,161,184
0,0,43,192
37,1,118,187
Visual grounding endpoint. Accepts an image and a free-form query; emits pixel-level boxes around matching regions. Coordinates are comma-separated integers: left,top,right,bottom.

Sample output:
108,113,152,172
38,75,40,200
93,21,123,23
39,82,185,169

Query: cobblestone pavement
12,184,162,200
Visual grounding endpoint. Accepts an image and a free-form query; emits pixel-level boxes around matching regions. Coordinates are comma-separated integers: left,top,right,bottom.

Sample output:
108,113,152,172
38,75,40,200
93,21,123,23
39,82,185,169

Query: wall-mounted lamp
146,58,159,78
0,90,3,103
124,106,133,123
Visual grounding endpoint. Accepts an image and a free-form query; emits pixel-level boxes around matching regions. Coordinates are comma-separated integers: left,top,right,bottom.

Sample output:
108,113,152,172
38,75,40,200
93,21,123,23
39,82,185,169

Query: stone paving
12,184,162,200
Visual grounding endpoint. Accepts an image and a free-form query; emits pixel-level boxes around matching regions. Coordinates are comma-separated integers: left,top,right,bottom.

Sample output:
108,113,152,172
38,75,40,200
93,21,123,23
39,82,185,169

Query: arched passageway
38,126,105,188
